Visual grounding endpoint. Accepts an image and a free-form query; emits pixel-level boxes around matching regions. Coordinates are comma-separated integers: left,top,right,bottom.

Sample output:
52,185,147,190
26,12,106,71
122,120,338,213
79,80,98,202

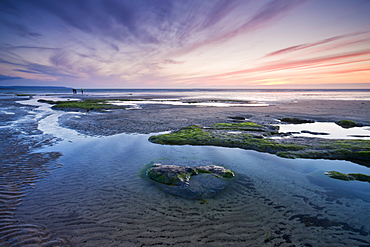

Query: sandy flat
58,98,370,135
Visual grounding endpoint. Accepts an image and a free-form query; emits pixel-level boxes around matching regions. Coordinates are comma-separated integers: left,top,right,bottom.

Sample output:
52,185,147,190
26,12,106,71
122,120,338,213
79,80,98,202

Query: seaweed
335,120,362,128
149,122,370,166
280,118,314,124
38,99,126,111
325,171,370,183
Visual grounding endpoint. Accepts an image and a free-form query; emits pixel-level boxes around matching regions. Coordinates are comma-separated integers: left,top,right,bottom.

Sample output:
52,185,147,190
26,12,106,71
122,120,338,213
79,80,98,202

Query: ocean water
1,87,370,102
16,133,370,246
1,90,370,246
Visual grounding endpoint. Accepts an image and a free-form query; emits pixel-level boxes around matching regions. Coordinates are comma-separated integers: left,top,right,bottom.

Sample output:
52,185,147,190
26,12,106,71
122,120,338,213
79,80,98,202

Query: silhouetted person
72,88,77,94
81,89,84,94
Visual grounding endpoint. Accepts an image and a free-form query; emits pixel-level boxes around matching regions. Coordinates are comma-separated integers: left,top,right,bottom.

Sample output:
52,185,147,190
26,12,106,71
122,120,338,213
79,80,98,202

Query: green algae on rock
149,124,303,154
211,122,264,129
38,99,129,111
335,120,363,128
145,163,235,199
325,171,370,183
147,164,196,186
147,163,235,186
148,122,370,166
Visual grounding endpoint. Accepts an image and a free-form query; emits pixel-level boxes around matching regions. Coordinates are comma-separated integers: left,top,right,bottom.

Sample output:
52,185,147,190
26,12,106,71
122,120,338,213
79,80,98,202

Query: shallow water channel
11,99,370,246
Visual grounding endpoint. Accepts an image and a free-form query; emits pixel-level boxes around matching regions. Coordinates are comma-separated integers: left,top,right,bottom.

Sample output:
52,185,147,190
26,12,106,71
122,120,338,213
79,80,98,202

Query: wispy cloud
0,74,23,81
212,49,370,79
266,31,370,57
171,0,308,55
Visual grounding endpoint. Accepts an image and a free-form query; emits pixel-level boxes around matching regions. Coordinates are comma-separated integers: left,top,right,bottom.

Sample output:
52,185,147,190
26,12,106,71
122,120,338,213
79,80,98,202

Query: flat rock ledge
146,164,235,199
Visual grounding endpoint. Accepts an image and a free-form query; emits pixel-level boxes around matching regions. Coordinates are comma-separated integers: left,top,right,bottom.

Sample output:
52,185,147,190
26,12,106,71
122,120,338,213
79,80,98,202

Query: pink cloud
213,49,370,79
265,31,370,57
327,67,370,74
173,0,308,56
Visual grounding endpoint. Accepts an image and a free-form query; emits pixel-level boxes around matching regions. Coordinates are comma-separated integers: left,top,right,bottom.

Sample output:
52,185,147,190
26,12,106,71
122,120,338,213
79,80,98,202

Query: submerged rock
146,163,235,199
325,171,370,183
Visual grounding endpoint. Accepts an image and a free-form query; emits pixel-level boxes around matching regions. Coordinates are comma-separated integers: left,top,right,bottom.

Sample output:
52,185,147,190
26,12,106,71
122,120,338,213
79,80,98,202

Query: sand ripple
0,100,70,246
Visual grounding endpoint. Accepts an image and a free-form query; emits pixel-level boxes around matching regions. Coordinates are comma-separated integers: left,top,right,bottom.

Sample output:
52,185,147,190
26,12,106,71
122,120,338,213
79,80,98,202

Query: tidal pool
16,131,370,246
277,122,370,139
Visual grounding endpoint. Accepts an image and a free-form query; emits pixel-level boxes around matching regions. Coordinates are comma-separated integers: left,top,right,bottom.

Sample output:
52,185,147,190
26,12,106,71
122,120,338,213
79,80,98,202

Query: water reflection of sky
108,100,269,108
277,122,370,140
13,97,370,246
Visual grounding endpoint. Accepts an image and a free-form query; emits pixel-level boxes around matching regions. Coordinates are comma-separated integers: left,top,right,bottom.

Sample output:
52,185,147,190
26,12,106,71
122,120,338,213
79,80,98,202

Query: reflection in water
277,122,370,139
0,100,70,246
4,97,370,246
16,133,370,246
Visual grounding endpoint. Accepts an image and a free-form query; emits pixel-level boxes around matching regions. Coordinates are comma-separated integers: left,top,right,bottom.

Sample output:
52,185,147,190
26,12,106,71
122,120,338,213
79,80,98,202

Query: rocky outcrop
280,118,315,124
335,120,363,128
149,123,370,166
147,164,234,186
146,163,235,199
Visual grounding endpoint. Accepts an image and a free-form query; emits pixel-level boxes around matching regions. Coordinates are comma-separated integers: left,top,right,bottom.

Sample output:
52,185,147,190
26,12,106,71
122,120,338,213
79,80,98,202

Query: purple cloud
171,0,308,55
266,31,370,57
0,74,23,81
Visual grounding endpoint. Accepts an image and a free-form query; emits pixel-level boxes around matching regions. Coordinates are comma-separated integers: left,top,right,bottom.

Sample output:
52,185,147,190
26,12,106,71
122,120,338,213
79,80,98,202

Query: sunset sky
0,0,369,88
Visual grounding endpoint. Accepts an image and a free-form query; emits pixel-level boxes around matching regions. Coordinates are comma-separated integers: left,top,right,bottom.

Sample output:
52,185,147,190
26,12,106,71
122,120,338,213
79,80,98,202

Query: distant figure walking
81,89,84,94
72,88,77,94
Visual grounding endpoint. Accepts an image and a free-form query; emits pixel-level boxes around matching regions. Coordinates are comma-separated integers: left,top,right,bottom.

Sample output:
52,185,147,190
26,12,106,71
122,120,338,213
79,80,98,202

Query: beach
1,93,370,246
58,98,370,135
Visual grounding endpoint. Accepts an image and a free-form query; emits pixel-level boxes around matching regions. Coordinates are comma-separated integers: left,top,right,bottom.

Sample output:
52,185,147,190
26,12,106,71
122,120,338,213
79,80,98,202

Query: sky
0,0,370,89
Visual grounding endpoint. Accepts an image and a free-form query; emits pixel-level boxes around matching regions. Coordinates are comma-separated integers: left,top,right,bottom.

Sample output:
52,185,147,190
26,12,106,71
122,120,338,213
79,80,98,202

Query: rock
301,130,330,135
280,118,315,124
146,163,235,199
325,171,370,183
147,164,196,186
335,120,358,128
348,135,370,138
147,164,234,186
195,165,235,178
228,116,246,121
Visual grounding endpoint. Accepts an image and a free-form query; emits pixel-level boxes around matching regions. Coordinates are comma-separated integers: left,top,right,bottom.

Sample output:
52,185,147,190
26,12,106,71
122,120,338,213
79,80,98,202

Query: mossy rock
147,164,197,186
50,99,126,111
146,163,235,199
148,125,212,145
335,120,357,128
325,171,370,183
149,122,370,166
147,163,235,186
212,122,263,129
38,98,136,111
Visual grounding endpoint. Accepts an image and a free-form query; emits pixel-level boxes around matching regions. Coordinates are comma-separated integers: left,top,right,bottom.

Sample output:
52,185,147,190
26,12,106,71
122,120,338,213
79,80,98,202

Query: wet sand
0,98,69,245
58,98,370,135
1,96,370,246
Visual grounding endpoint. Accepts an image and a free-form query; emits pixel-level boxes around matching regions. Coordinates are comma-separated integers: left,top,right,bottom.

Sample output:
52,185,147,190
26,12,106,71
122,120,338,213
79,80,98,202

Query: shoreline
1,96,370,246
56,97,370,135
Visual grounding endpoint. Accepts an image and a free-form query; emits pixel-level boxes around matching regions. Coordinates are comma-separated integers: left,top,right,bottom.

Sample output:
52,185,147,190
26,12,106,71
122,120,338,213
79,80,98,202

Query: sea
1,87,370,246
1,87,370,102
